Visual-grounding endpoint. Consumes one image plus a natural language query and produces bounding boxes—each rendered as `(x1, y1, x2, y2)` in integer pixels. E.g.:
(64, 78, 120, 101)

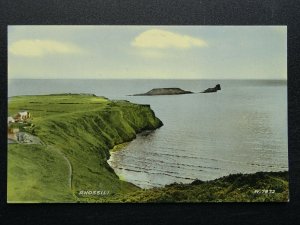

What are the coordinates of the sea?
(8, 79, 288, 188)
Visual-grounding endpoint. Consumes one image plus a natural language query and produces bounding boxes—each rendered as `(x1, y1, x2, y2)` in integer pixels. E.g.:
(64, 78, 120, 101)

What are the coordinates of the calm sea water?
(8, 79, 288, 188)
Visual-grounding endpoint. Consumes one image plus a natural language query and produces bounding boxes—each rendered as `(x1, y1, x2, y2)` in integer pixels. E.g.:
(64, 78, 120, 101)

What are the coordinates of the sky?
(8, 26, 287, 80)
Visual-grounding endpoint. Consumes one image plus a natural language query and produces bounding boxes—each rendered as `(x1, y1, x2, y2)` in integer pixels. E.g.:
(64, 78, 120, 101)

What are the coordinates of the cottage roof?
(18, 111, 28, 116)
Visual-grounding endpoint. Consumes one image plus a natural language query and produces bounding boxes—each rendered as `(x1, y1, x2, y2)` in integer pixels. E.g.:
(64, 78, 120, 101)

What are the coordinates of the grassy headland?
(7, 94, 288, 203)
(8, 94, 162, 202)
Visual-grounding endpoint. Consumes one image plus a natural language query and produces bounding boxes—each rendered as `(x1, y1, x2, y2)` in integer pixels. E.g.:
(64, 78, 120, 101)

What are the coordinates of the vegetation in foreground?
(103, 171, 288, 202)
(8, 94, 289, 203)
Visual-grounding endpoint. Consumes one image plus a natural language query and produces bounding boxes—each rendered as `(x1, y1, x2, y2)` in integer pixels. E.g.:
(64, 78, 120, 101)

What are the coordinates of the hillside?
(8, 94, 163, 202)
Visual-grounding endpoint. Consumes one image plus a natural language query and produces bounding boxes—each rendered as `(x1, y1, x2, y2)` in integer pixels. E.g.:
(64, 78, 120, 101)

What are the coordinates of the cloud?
(9, 39, 85, 57)
(132, 29, 208, 49)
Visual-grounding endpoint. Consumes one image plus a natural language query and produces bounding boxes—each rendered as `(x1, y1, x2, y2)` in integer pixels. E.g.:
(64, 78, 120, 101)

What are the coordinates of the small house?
(15, 111, 31, 121)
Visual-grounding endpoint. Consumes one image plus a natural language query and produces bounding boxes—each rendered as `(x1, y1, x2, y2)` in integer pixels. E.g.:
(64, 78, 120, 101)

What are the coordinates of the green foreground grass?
(8, 94, 289, 203)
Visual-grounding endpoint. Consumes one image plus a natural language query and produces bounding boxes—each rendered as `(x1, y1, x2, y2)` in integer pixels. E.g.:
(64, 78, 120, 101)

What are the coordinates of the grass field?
(7, 94, 288, 203)
(8, 144, 74, 203)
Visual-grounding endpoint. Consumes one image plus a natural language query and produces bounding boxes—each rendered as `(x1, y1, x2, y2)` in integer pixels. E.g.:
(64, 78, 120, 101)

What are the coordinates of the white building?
(16, 111, 30, 121)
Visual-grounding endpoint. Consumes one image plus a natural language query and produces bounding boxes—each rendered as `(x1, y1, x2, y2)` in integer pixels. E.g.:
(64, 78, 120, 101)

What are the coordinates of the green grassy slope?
(8, 94, 163, 203)
(105, 171, 289, 203)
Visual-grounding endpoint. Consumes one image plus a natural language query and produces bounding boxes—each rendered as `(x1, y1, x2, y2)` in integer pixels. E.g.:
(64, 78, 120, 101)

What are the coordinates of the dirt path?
(8, 132, 73, 190)
(47, 146, 73, 190)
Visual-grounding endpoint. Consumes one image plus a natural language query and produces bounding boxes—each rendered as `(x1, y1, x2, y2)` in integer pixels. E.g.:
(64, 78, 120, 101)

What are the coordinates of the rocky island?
(132, 85, 222, 96)
(131, 88, 193, 96)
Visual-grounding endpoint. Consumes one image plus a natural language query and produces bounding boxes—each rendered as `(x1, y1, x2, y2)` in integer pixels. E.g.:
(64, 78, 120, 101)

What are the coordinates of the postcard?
(7, 25, 288, 203)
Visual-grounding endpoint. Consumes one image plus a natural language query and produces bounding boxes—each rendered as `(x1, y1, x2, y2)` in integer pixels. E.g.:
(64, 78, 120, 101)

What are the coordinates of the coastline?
(7, 94, 288, 203)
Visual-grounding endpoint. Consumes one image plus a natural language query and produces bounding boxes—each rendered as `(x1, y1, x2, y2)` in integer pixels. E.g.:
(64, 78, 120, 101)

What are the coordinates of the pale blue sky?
(8, 26, 287, 79)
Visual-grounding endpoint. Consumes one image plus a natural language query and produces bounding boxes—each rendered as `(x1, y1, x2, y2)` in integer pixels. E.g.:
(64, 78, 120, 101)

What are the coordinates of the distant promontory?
(131, 88, 193, 96)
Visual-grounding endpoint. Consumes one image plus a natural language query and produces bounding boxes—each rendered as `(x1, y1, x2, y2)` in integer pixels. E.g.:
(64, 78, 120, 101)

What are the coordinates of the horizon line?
(8, 78, 288, 80)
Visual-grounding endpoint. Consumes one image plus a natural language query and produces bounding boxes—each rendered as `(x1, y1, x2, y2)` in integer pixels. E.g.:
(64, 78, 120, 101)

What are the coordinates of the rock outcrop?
(201, 84, 221, 93)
